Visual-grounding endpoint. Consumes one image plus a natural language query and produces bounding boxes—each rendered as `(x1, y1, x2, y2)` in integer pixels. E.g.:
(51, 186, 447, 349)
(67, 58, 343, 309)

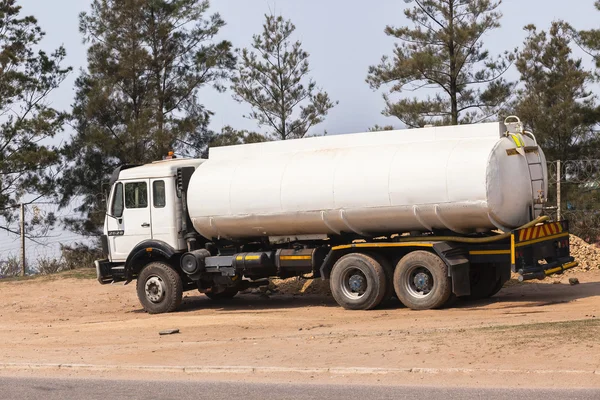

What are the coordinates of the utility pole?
(556, 160, 561, 222)
(20, 203, 25, 276)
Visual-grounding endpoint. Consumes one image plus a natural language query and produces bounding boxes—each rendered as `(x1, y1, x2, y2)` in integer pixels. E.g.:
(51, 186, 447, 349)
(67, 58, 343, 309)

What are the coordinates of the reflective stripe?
(280, 255, 312, 261)
(469, 250, 511, 255)
(331, 242, 434, 251)
(515, 232, 569, 248)
(510, 134, 525, 148)
(511, 234, 515, 266)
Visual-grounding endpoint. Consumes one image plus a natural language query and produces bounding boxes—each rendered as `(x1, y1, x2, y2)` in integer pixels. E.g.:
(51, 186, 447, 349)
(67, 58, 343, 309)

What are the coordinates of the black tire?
(464, 264, 503, 301)
(369, 253, 395, 305)
(330, 253, 387, 310)
(136, 261, 183, 314)
(393, 251, 452, 310)
(205, 287, 239, 300)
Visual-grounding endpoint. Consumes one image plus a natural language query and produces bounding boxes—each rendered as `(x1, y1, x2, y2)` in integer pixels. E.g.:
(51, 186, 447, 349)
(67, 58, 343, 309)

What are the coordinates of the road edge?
(1, 363, 599, 376)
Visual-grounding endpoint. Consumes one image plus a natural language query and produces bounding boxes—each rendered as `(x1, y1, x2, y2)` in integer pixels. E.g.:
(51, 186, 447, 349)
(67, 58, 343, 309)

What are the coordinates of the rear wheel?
(370, 253, 395, 305)
(393, 251, 452, 310)
(330, 253, 387, 310)
(465, 264, 503, 301)
(136, 261, 183, 314)
(205, 287, 239, 300)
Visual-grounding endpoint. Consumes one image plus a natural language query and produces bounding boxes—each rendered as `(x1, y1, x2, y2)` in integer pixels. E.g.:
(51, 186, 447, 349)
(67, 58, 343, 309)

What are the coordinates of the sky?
(20, 0, 600, 137)
(2, 0, 599, 262)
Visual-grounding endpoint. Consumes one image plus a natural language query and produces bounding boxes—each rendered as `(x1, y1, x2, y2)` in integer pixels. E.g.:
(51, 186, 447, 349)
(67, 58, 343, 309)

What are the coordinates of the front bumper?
(95, 259, 114, 284)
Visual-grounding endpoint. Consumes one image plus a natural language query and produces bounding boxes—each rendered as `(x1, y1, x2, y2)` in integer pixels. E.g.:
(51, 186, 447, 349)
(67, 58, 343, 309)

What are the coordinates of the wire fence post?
(556, 160, 561, 222)
(20, 203, 26, 276)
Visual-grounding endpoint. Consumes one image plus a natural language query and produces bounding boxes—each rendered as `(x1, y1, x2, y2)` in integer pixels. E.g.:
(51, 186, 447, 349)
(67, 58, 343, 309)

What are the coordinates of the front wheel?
(136, 261, 183, 314)
(393, 251, 452, 310)
(330, 253, 387, 310)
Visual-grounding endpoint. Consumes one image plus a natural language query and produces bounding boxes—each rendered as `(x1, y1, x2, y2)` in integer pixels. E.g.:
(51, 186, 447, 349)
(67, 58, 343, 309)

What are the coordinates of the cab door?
(106, 180, 152, 261)
(150, 178, 181, 250)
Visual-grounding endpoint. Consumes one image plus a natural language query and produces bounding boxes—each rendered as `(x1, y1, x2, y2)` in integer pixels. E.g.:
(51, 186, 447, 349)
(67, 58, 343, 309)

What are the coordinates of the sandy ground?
(1, 270, 600, 387)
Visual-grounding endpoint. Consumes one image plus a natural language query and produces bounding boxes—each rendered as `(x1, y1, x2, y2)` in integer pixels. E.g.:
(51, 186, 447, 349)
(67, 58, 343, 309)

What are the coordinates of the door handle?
(141, 223, 150, 228)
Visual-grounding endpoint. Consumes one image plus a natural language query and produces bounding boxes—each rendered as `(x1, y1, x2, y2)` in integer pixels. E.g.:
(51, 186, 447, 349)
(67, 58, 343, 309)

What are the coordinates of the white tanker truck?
(95, 117, 577, 313)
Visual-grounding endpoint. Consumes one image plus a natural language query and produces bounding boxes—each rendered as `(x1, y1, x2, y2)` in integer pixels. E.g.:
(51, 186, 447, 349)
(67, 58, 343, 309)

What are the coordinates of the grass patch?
(0, 268, 97, 284)
(480, 318, 600, 332)
(478, 319, 600, 343)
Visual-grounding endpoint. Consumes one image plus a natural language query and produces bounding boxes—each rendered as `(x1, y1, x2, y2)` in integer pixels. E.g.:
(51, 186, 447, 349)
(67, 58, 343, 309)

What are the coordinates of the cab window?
(125, 182, 148, 209)
(153, 180, 166, 208)
(111, 183, 124, 217)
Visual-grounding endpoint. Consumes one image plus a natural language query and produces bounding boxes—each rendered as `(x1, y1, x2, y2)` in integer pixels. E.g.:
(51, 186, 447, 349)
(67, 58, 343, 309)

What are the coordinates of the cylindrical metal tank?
(187, 122, 548, 239)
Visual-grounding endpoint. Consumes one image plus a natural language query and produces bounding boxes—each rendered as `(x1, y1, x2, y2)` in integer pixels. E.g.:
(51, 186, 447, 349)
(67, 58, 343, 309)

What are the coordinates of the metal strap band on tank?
(434, 205, 469, 234)
(413, 205, 433, 231)
(339, 209, 369, 237)
(321, 211, 341, 235)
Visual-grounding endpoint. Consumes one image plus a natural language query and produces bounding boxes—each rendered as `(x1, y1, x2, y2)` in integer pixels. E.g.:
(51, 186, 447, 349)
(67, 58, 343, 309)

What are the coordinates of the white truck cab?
(104, 158, 205, 261)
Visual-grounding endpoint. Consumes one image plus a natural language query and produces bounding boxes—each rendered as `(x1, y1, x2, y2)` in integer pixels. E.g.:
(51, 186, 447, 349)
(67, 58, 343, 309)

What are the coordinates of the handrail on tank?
(504, 116, 538, 145)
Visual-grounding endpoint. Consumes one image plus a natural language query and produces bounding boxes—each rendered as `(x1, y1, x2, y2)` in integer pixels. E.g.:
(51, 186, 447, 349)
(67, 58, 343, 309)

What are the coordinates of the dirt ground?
(1, 269, 600, 387)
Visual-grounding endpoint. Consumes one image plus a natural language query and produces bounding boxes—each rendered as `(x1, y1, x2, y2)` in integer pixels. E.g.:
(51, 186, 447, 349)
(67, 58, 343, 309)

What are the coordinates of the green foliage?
(510, 22, 600, 162)
(209, 125, 268, 148)
(231, 14, 336, 140)
(59, 0, 234, 235)
(368, 125, 395, 132)
(60, 243, 102, 271)
(367, 0, 513, 127)
(577, 1, 600, 69)
(0, 255, 20, 278)
(0, 0, 71, 237)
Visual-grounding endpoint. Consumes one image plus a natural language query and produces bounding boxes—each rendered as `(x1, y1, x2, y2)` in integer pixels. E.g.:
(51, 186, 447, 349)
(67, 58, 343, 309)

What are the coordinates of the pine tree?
(59, 0, 234, 235)
(512, 22, 600, 242)
(367, 0, 513, 127)
(231, 15, 336, 140)
(209, 126, 268, 148)
(0, 0, 71, 237)
(578, 1, 600, 69)
(511, 22, 599, 162)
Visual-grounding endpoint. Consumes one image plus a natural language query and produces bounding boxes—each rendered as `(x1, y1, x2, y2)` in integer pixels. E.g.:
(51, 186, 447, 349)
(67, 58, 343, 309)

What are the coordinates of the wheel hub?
(348, 274, 367, 293)
(413, 272, 430, 292)
(405, 266, 434, 298)
(145, 276, 165, 303)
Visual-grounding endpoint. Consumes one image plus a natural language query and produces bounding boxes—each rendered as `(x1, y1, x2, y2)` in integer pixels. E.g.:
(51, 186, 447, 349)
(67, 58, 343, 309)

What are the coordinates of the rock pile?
(569, 235, 600, 272)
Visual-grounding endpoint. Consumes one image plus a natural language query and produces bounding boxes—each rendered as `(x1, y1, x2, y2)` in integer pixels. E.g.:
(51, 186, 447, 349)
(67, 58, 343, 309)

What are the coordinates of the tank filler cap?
(504, 116, 524, 135)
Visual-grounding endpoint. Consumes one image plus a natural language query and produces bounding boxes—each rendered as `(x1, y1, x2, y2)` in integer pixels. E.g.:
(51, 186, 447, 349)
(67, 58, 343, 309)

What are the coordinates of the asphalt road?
(0, 377, 598, 400)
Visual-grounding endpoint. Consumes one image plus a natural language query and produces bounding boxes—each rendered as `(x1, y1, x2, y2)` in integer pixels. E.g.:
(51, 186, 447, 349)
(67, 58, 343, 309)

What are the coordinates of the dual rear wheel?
(330, 251, 452, 311)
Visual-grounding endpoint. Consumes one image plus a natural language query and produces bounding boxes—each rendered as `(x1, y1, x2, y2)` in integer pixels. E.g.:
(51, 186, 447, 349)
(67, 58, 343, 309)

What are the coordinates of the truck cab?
(99, 158, 204, 282)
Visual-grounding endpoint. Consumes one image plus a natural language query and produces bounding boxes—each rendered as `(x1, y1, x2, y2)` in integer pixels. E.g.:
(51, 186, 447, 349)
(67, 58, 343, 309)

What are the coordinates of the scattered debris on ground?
(569, 277, 580, 286)
(271, 276, 331, 296)
(159, 329, 180, 335)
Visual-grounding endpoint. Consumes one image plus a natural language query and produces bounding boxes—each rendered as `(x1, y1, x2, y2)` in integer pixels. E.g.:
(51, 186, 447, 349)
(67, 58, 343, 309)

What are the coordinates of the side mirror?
(106, 213, 123, 224)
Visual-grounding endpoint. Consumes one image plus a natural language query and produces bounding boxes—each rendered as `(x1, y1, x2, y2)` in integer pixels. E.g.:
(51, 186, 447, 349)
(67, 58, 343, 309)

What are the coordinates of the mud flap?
(433, 242, 471, 297)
